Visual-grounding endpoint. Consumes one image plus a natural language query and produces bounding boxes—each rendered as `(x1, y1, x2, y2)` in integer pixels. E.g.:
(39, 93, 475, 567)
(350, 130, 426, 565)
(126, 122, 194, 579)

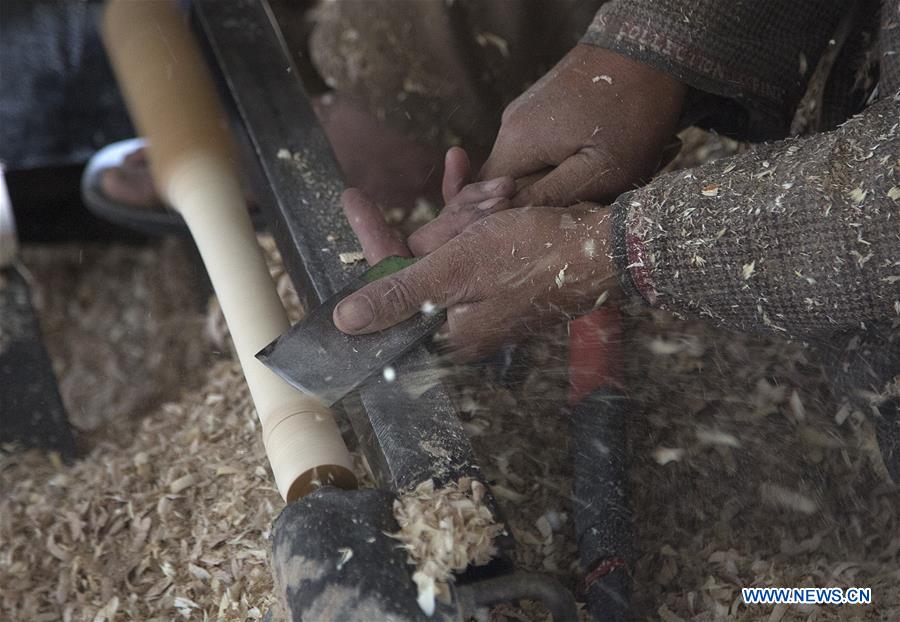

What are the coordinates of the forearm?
(611, 93, 900, 339)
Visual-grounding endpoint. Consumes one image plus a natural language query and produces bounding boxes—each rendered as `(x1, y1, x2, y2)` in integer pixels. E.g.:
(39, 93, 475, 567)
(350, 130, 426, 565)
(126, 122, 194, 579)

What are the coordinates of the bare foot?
(98, 147, 159, 207)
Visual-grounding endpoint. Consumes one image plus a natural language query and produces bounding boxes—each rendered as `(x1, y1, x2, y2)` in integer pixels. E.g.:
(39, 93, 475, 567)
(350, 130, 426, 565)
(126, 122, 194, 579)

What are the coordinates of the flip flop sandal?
(81, 138, 266, 236)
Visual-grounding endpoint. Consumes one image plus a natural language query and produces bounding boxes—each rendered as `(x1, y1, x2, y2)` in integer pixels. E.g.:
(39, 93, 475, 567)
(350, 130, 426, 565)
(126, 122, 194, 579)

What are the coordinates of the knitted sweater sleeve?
(611, 92, 900, 339)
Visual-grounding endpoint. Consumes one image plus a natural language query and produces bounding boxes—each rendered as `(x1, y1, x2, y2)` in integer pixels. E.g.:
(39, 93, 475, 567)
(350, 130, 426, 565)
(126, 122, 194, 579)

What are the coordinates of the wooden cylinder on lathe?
(102, 0, 356, 501)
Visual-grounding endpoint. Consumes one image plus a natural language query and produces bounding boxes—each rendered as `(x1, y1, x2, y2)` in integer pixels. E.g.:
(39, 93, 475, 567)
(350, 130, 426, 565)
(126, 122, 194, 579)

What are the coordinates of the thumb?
(333, 247, 468, 334)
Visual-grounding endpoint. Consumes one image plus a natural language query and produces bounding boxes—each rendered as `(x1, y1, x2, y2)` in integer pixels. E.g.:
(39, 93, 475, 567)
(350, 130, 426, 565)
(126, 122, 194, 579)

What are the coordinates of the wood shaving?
(701, 183, 719, 197)
(447, 267, 898, 622)
(652, 446, 685, 465)
(592, 290, 609, 309)
(475, 32, 509, 57)
(554, 264, 568, 288)
(338, 251, 365, 265)
(390, 478, 503, 615)
(742, 260, 756, 280)
(0, 236, 364, 621)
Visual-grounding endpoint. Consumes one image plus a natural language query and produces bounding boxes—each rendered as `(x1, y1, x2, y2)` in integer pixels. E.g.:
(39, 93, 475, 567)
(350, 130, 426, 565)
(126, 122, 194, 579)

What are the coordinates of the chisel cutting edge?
(257, 256, 446, 406)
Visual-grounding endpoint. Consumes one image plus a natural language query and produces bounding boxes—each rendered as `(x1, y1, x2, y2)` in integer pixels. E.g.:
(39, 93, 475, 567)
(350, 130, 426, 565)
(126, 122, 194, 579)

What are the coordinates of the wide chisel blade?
(256, 256, 445, 406)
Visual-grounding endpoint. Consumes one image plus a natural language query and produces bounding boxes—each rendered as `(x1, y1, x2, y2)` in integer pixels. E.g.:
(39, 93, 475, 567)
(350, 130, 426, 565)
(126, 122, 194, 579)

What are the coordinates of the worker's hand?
(343, 149, 516, 261)
(335, 192, 619, 362)
(406, 147, 515, 256)
(481, 44, 686, 207)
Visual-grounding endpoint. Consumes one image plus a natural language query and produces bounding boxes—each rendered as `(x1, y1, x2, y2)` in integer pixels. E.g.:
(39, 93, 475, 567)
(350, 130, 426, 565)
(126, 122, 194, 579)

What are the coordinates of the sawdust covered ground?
(20, 239, 210, 436)
(455, 310, 899, 621)
(1, 239, 292, 621)
(2, 136, 898, 620)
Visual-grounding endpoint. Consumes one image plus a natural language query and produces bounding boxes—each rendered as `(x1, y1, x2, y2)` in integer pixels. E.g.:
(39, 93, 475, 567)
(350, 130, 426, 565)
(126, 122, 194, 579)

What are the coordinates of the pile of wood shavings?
(0, 235, 371, 621)
(1, 361, 282, 621)
(391, 477, 504, 615)
(21, 239, 209, 435)
(623, 309, 899, 621)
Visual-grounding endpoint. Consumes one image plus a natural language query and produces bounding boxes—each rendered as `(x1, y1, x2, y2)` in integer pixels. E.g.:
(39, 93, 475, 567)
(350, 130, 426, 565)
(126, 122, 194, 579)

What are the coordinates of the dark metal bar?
(192, 0, 358, 303)
(571, 388, 633, 621)
(0, 265, 76, 459)
(191, 0, 489, 494)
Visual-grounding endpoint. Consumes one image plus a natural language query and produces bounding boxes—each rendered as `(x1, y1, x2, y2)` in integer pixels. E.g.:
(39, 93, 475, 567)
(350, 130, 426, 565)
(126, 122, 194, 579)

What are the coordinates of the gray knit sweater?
(581, 1, 899, 342)
(613, 94, 898, 341)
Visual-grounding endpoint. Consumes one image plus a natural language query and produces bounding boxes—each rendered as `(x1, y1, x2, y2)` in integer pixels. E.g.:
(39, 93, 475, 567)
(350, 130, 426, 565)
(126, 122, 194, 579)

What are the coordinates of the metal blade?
(257, 257, 445, 406)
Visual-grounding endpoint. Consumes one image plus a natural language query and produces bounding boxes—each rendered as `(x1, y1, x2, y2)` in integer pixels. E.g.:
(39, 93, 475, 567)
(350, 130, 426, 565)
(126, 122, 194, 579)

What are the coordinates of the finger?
(407, 176, 514, 256)
(442, 147, 470, 203)
(452, 176, 516, 205)
(333, 241, 472, 334)
(407, 196, 510, 256)
(341, 188, 411, 264)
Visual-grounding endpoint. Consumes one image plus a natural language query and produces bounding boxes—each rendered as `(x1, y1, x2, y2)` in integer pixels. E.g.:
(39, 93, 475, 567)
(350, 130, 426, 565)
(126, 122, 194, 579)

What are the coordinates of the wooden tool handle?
(102, 0, 356, 501)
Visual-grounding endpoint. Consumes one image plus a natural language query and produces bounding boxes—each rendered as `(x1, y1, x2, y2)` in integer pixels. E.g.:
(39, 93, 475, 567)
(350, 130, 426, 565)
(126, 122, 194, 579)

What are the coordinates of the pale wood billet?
(102, 0, 355, 501)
